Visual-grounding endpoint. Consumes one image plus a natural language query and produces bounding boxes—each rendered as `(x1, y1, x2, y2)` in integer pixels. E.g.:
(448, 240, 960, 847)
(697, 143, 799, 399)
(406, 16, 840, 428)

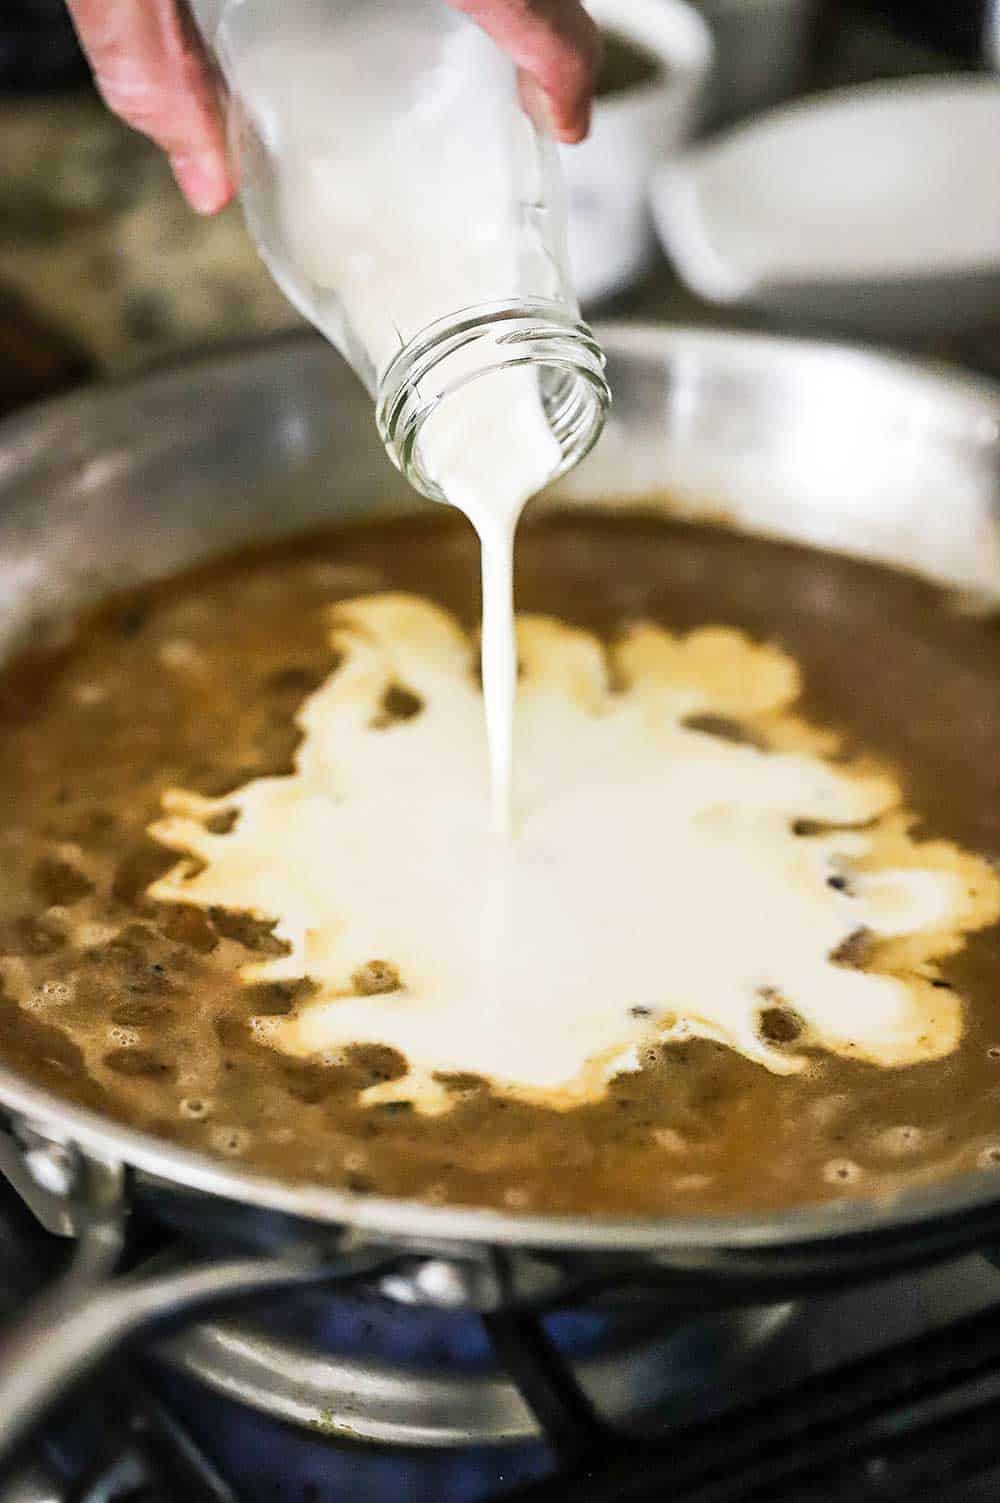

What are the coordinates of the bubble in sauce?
(179, 1096, 212, 1119)
(210, 1126, 250, 1156)
(874, 1125, 925, 1157)
(823, 1158, 863, 1185)
(25, 981, 74, 1012)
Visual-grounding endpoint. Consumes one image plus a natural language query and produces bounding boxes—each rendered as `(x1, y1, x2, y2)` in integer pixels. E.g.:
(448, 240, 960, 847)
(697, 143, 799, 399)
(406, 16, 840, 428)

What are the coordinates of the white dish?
(560, 0, 712, 305)
(651, 76, 1000, 335)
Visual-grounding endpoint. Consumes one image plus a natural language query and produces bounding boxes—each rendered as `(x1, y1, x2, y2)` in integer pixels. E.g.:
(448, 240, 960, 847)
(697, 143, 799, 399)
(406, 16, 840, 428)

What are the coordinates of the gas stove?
(3, 1171, 1000, 1503)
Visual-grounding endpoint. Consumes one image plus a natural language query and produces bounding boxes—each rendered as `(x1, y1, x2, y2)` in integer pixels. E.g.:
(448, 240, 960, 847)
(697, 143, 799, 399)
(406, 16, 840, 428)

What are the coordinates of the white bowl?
(650, 76, 1000, 336)
(560, 0, 712, 305)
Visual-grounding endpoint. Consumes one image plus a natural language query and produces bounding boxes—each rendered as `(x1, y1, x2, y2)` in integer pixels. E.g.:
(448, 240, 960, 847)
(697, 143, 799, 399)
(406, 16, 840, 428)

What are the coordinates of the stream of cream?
(418, 369, 562, 831)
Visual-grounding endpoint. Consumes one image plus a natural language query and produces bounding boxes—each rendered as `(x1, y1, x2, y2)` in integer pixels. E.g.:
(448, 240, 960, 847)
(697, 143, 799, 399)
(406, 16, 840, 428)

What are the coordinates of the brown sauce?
(1, 508, 999, 1216)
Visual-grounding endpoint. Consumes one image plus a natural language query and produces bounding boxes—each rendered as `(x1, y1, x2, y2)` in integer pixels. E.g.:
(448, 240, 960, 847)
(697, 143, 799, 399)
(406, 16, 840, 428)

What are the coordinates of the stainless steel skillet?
(0, 323, 997, 1464)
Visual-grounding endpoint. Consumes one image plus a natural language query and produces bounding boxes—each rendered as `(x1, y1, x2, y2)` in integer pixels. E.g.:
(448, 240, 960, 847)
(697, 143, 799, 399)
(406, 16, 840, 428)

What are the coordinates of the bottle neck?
(375, 300, 610, 503)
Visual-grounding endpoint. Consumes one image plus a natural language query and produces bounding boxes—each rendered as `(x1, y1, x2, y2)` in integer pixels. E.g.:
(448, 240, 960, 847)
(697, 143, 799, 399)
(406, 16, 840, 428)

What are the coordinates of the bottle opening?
(376, 301, 611, 503)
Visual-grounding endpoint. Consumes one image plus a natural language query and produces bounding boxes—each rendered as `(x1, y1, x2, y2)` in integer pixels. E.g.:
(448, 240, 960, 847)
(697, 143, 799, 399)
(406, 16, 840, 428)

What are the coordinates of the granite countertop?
(0, 92, 300, 377)
(0, 10, 994, 387)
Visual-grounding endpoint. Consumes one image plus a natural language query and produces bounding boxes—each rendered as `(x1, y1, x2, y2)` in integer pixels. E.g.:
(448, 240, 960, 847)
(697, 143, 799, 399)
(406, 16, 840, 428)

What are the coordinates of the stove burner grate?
(3, 1171, 1000, 1502)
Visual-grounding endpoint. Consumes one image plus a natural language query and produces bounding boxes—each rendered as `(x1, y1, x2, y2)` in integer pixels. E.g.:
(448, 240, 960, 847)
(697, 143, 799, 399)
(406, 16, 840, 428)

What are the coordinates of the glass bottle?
(187, 0, 610, 501)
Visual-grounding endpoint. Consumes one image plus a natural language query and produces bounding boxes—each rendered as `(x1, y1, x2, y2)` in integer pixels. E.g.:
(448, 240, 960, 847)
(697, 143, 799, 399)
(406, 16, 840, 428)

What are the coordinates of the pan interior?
(1, 505, 999, 1219)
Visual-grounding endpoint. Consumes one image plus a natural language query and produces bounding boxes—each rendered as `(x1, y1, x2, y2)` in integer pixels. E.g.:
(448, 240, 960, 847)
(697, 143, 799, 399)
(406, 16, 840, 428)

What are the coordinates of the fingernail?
(555, 113, 589, 146)
(171, 150, 232, 215)
(554, 95, 592, 146)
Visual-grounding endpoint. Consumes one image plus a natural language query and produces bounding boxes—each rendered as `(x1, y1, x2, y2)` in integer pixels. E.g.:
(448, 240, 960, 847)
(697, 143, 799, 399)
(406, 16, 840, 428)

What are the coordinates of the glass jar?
(188, 0, 610, 500)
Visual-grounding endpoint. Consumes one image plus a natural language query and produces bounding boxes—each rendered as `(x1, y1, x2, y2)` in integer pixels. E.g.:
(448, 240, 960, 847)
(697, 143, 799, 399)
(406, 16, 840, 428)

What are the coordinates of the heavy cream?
(418, 372, 561, 831)
(149, 596, 1000, 1114)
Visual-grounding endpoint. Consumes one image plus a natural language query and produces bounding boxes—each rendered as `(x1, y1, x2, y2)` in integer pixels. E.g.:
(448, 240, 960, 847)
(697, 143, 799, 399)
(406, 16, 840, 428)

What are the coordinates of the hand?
(66, 0, 233, 214)
(450, 1, 601, 144)
(66, 0, 602, 217)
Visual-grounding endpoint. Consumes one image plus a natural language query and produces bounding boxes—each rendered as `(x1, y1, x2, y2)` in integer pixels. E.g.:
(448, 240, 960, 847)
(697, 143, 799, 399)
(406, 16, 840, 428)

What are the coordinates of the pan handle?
(0, 1142, 393, 1484)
